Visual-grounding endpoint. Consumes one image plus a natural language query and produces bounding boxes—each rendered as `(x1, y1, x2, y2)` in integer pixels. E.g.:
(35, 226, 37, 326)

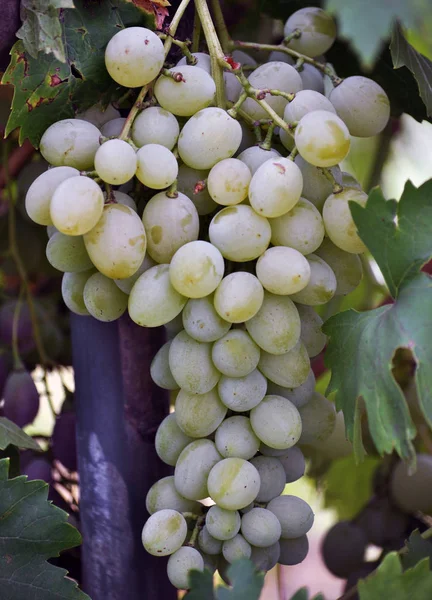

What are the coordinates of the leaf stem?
(319, 167, 343, 194)
(192, 5, 201, 52)
(259, 122, 276, 151)
(187, 515, 205, 548)
(118, 85, 150, 141)
(210, 0, 231, 53)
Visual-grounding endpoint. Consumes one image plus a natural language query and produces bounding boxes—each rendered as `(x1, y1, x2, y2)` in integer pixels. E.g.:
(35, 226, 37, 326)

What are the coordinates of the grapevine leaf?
(186, 569, 216, 600)
(16, 0, 75, 63)
(216, 559, 264, 600)
(123, 0, 170, 29)
(358, 553, 432, 600)
(401, 530, 432, 570)
(0, 417, 41, 451)
(0, 458, 89, 599)
(390, 25, 432, 117)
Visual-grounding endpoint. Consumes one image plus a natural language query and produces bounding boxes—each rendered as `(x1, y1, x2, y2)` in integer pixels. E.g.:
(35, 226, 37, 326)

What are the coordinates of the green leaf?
(17, 0, 75, 63)
(186, 569, 216, 600)
(0, 417, 41, 451)
(358, 553, 432, 600)
(401, 530, 432, 570)
(2, 0, 155, 146)
(216, 559, 264, 600)
(0, 458, 88, 599)
(390, 25, 432, 117)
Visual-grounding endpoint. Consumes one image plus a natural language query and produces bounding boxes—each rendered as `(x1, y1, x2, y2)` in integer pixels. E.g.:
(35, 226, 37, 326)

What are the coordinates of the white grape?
(298, 391, 336, 445)
(295, 110, 350, 167)
(322, 189, 368, 254)
(258, 444, 290, 458)
(391, 454, 432, 514)
(224, 71, 243, 103)
(299, 64, 324, 93)
(268, 51, 295, 65)
(297, 304, 327, 358)
(206, 506, 241, 541)
(250, 542, 281, 571)
(222, 534, 252, 563)
(237, 120, 258, 153)
(266, 368, 315, 409)
(136, 144, 178, 189)
(212, 330, 260, 377)
(150, 341, 179, 391)
(146, 476, 202, 515)
(237, 146, 281, 176)
(278, 446, 306, 483)
(61, 270, 94, 316)
(50, 176, 104, 236)
(241, 507, 282, 547)
(94, 139, 137, 185)
(278, 536, 309, 565)
(114, 254, 156, 294)
(167, 546, 204, 590)
(249, 157, 303, 218)
(141, 509, 187, 556)
(250, 395, 302, 450)
(256, 247, 311, 295)
(284, 7, 336, 57)
(312, 411, 353, 460)
(169, 330, 221, 394)
(279, 125, 295, 151)
(105, 27, 164, 88)
(258, 341, 310, 388)
(182, 296, 231, 343)
(176, 52, 211, 72)
(131, 106, 179, 150)
(232, 50, 257, 67)
(341, 171, 362, 190)
(209, 205, 271, 262)
(207, 458, 261, 510)
(77, 103, 120, 128)
(249, 456, 286, 502)
(215, 416, 260, 460)
(39, 119, 100, 170)
(270, 197, 325, 255)
(289, 254, 336, 305)
(128, 264, 187, 327)
(267, 495, 314, 538)
(295, 155, 341, 211)
(174, 388, 227, 438)
(154, 66, 216, 117)
(83, 272, 128, 322)
(46, 232, 93, 273)
(169, 241, 224, 298)
(177, 165, 218, 216)
(284, 89, 336, 122)
(47, 225, 58, 238)
(198, 527, 222, 555)
(178, 107, 242, 170)
(174, 439, 221, 500)
(217, 369, 267, 412)
(164, 313, 185, 340)
(155, 413, 194, 466)
(214, 272, 264, 323)
(100, 117, 126, 138)
(207, 159, 251, 206)
(107, 190, 137, 213)
(25, 166, 79, 225)
(330, 76, 390, 137)
(142, 191, 199, 263)
(84, 204, 146, 279)
(245, 292, 301, 355)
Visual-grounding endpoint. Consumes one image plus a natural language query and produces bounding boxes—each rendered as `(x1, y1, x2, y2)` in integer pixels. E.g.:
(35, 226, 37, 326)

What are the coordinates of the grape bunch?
(22, 5, 391, 590)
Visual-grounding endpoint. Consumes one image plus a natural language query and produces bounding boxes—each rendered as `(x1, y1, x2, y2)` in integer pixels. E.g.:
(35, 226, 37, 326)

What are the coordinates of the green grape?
(150, 340, 179, 391)
(198, 527, 223, 555)
(256, 247, 311, 296)
(114, 254, 156, 294)
(107, 191, 137, 213)
(128, 264, 187, 327)
(298, 391, 336, 445)
(154, 65, 216, 117)
(142, 191, 199, 264)
(249, 456, 286, 502)
(46, 232, 93, 273)
(330, 76, 390, 137)
(237, 146, 281, 176)
(215, 416, 260, 460)
(289, 254, 337, 305)
(284, 7, 336, 57)
(299, 64, 324, 93)
(267, 495, 314, 538)
(100, 117, 126, 138)
(207, 158, 251, 206)
(278, 535, 309, 565)
(312, 411, 353, 460)
(169, 330, 221, 394)
(295, 155, 341, 211)
(206, 506, 241, 541)
(217, 369, 267, 412)
(241, 507, 282, 547)
(177, 107, 242, 170)
(169, 241, 225, 298)
(83, 272, 128, 322)
(295, 110, 350, 167)
(284, 89, 335, 123)
(258, 341, 310, 388)
(207, 458, 261, 510)
(341, 171, 362, 190)
(182, 296, 231, 343)
(105, 27, 164, 88)
(212, 330, 260, 377)
(200, 551, 218, 574)
(25, 166, 79, 226)
(77, 103, 120, 127)
(164, 313, 185, 340)
(61, 270, 94, 316)
(322, 189, 368, 254)
(242, 62, 302, 120)
(214, 272, 264, 323)
(222, 534, 252, 563)
(50, 176, 104, 236)
(174, 439, 221, 500)
(94, 139, 137, 185)
(47, 225, 58, 238)
(259, 444, 290, 458)
(177, 165, 218, 216)
(131, 106, 179, 150)
(155, 413, 194, 466)
(249, 157, 303, 218)
(245, 292, 301, 355)
(250, 542, 280, 571)
(176, 52, 211, 72)
(209, 205, 271, 262)
(141, 509, 187, 556)
(145, 476, 202, 515)
(84, 204, 146, 279)
(270, 197, 324, 255)
(296, 304, 327, 358)
(136, 144, 178, 190)
(266, 368, 315, 408)
(278, 446, 306, 483)
(315, 237, 363, 295)
(174, 388, 227, 438)
(167, 546, 204, 590)
(250, 396, 302, 450)
(391, 454, 432, 514)
(39, 119, 100, 170)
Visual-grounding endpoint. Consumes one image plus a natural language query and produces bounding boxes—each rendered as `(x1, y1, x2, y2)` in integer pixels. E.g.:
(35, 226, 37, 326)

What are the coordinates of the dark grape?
(0, 350, 11, 397)
(278, 535, 309, 566)
(3, 369, 40, 427)
(0, 300, 35, 354)
(321, 521, 367, 578)
(22, 457, 52, 483)
(356, 498, 410, 547)
(52, 411, 77, 471)
(344, 561, 379, 597)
